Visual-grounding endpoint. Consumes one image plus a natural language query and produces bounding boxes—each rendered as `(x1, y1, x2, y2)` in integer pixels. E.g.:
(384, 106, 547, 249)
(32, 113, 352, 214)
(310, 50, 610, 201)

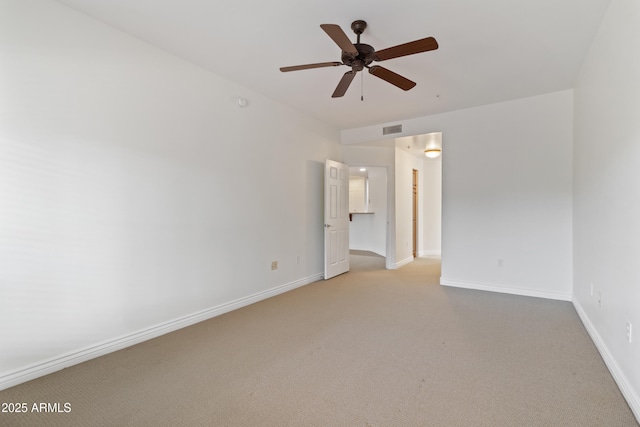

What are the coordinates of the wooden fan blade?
(332, 71, 357, 98)
(320, 24, 358, 55)
(374, 37, 438, 61)
(280, 62, 342, 72)
(368, 66, 416, 91)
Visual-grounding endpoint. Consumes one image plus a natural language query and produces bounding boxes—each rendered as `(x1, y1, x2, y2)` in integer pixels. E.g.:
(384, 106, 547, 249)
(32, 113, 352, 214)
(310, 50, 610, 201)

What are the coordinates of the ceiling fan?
(279, 20, 438, 98)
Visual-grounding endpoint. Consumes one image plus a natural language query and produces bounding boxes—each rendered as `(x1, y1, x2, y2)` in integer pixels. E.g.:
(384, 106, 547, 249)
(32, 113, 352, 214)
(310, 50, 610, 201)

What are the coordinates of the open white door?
(324, 159, 350, 279)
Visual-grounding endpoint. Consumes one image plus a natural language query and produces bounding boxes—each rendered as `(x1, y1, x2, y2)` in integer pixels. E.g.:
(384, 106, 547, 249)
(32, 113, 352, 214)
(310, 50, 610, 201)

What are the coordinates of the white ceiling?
(55, 0, 611, 130)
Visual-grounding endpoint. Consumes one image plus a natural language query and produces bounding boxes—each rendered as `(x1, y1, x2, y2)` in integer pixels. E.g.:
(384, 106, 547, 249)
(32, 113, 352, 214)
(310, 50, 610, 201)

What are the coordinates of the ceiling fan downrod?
(351, 20, 367, 44)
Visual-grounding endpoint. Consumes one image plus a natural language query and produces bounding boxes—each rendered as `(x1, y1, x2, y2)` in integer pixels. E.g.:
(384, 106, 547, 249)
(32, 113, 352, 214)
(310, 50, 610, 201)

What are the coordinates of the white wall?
(573, 0, 640, 418)
(422, 155, 442, 256)
(348, 167, 387, 257)
(0, 0, 340, 388)
(342, 90, 574, 300)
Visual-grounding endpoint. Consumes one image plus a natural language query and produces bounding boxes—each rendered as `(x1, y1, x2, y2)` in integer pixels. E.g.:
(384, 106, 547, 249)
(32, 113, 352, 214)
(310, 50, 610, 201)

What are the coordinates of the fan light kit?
(280, 20, 438, 98)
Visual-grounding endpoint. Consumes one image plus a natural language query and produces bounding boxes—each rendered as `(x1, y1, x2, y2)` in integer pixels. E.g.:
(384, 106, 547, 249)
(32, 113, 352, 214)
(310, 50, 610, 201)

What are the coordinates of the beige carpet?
(349, 249, 387, 271)
(1, 255, 637, 426)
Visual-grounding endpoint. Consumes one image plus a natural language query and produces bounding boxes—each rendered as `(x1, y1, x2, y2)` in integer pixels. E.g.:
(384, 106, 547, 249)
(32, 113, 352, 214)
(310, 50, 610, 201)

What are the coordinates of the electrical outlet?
(627, 322, 633, 343)
(271, 261, 278, 270)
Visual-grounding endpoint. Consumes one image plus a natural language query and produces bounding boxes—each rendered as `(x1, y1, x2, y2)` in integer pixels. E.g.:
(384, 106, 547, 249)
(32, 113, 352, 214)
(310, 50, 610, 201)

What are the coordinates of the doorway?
(342, 131, 442, 269)
(348, 166, 388, 266)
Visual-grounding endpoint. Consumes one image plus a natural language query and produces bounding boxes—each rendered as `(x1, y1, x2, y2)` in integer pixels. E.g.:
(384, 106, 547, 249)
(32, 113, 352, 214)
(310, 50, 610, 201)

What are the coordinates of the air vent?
(382, 124, 402, 135)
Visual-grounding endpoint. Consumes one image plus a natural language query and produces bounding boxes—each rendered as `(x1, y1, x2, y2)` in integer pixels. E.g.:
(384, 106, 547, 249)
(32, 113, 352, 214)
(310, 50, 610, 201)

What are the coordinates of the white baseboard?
(0, 273, 323, 391)
(439, 278, 572, 301)
(391, 255, 414, 269)
(573, 300, 640, 422)
(420, 250, 441, 257)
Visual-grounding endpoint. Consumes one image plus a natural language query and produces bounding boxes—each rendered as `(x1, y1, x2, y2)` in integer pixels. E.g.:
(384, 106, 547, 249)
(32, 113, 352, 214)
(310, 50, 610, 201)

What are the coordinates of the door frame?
(412, 169, 418, 258)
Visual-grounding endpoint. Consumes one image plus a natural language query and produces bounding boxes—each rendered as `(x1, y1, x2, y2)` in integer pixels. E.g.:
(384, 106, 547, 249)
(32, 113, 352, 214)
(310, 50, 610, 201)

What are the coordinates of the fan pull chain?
(361, 71, 364, 101)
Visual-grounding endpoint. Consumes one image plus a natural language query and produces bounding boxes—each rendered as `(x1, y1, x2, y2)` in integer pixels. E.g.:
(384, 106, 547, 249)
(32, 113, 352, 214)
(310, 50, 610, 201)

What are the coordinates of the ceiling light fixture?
(424, 148, 441, 158)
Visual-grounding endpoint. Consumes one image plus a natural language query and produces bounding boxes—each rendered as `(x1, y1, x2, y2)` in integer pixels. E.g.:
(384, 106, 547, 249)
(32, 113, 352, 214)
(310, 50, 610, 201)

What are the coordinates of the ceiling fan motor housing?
(342, 43, 375, 71)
